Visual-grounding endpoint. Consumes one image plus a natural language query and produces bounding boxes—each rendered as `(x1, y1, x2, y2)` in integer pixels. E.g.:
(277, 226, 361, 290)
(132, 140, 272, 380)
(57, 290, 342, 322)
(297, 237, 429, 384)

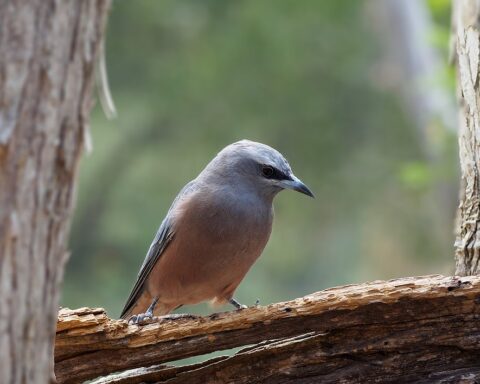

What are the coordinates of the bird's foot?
(229, 298, 247, 310)
(128, 312, 157, 325)
(128, 297, 160, 325)
(158, 313, 199, 322)
(128, 312, 199, 325)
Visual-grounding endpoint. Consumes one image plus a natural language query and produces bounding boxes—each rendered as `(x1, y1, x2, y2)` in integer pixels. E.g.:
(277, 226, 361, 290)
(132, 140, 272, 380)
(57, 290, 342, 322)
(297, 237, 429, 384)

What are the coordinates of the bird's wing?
(120, 181, 198, 319)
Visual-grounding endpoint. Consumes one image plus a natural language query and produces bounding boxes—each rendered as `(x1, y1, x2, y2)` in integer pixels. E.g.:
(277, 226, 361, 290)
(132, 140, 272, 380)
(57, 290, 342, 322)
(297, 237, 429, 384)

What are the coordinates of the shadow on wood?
(55, 275, 480, 383)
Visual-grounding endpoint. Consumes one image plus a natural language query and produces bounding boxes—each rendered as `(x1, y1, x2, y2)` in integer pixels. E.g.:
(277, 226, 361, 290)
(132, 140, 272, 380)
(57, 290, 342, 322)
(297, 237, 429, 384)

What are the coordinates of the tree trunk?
(0, 1, 110, 383)
(454, 0, 480, 275)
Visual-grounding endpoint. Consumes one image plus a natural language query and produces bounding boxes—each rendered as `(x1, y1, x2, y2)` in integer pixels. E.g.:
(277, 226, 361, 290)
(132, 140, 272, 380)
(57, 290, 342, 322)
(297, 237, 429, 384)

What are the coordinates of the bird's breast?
(148, 189, 273, 305)
(175, 189, 273, 253)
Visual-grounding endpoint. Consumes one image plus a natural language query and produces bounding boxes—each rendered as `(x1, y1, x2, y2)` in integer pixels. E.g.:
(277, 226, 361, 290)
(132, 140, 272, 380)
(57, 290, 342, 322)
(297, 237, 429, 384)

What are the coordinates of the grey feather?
(120, 181, 198, 318)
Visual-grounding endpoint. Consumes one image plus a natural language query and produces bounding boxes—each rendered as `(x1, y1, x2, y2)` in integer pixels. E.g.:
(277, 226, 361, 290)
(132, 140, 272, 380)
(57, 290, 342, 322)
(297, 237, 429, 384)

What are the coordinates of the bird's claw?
(158, 313, 199, 321)
(229, 298, 247, 310)
(128, 312, 198, 325)
(128, 312, 156, 325)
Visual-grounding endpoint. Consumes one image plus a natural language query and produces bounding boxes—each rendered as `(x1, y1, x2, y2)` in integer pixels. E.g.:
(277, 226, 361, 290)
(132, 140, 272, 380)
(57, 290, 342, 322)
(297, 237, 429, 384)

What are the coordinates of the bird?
(121, 139, 314, 324)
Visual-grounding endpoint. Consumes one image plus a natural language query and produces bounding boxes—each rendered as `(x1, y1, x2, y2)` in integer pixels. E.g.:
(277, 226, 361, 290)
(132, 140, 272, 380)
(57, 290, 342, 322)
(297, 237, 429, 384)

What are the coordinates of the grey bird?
(121, 140, 314, 323)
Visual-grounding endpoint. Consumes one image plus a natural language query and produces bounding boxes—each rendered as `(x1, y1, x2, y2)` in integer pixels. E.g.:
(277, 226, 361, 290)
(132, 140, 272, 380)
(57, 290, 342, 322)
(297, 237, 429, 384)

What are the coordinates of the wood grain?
(55, 275, 480, 383)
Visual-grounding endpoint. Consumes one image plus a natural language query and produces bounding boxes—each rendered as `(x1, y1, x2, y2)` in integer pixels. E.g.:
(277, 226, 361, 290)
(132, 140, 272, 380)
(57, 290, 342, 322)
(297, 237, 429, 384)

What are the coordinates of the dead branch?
(55, 275, 480, 383)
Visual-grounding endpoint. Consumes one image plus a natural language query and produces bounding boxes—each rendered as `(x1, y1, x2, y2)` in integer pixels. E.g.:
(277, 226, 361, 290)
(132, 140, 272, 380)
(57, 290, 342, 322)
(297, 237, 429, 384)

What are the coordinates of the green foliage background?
(63, 0, 456, 318)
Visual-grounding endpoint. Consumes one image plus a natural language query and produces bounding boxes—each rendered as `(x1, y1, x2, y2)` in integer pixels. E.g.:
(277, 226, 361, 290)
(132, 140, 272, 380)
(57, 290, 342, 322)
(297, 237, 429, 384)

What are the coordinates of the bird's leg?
(229, 298, 247, 310)
(128, 297, 159, 325)
(145, 297, 159, 317)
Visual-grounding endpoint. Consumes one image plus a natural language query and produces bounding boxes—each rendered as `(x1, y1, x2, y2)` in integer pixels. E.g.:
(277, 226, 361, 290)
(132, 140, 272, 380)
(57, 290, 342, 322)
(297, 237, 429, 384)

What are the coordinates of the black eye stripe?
(261, 165, 290, 180)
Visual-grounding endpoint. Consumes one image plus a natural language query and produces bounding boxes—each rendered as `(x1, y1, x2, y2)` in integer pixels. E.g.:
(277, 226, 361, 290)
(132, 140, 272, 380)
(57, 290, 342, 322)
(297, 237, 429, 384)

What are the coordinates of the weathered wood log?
(55, 275, 480, 383)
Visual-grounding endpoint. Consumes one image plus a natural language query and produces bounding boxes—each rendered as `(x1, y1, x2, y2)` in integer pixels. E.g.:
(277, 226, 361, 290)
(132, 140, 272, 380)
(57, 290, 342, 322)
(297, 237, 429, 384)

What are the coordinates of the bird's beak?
(279, 175, 315, 198)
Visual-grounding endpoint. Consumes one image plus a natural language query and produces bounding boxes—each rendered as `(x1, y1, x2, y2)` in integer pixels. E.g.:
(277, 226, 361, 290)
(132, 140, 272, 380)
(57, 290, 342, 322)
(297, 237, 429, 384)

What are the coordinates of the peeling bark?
(55, 275, 480, 384)
(0, 1, 110, 383)
(454, 0, 480, 275)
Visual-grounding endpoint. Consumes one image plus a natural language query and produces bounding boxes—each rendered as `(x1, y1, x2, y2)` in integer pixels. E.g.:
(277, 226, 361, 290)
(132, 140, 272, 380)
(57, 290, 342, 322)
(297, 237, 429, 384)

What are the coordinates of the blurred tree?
(0, 1, 110, 382)
(366, 0, 457, 276)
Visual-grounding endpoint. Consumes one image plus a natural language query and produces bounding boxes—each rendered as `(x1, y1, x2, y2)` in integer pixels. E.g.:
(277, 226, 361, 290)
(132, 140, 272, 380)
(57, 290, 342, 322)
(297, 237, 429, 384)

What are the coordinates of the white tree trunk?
(453, 0, 480, 276)
(0, 1, 110, 382)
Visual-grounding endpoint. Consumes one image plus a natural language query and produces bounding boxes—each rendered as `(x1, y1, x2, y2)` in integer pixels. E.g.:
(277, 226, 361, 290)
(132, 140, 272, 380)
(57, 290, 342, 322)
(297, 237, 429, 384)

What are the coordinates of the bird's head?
(205, 140, 314, 200)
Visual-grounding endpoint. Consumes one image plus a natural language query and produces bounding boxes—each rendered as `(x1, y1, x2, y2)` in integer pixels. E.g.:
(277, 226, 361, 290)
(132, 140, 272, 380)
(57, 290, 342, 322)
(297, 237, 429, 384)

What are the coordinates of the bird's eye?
(262, 166, 274, 178)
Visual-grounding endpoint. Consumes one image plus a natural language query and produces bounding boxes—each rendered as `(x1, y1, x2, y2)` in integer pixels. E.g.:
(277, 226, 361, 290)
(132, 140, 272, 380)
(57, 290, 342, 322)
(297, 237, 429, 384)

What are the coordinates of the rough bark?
(454, 0, 480, 275)
(0, 1, 110, 383)
(55, 275, 480, 384)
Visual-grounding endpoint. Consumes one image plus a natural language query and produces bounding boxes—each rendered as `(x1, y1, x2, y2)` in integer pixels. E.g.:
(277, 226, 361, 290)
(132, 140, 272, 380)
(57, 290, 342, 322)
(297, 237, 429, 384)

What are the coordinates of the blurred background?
(62, 0, 458, 318)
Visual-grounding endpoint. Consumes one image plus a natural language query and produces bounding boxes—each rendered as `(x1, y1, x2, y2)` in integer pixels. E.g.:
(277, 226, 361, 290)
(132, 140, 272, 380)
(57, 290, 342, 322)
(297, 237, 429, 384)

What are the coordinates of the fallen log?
(55, 275, 480, 383)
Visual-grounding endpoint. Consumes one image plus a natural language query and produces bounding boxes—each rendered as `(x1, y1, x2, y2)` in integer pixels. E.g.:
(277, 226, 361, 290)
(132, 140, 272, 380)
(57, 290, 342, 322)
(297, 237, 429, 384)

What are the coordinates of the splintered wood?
(55, 275, 480, 383)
